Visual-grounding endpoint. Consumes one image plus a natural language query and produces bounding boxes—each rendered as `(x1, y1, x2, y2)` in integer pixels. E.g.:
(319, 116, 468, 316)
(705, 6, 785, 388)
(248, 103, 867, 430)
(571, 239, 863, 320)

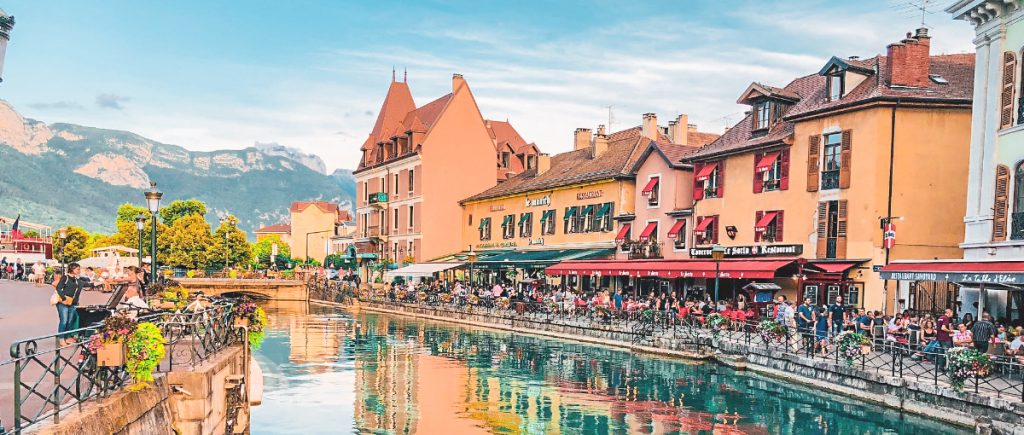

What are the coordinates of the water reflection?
(250, 304, 968, 434)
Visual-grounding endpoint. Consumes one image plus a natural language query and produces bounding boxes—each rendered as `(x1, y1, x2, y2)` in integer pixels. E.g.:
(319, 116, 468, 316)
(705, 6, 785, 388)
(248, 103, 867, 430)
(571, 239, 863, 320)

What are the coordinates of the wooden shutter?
(779, 149, 790, 190)
(836, 200, 848, 259)
(816, 202, 828, 258)
(839, 130, 853, 189)
(753, 152, 764, 194)
(711, 215, 719, 244)
(994, 164, 1011, 241)
(775, 210, 784, 242)
(807, 135, 820, 192)
(693, 162, 704, 201)
(716, 160, 725, 198)
(754, 210, 763, 243)
(1001, 52, 1017, 129)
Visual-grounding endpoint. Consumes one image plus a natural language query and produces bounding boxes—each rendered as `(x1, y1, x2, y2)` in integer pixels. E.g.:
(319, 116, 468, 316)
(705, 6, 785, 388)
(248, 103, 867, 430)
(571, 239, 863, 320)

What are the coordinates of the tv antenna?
(890, 0, 937, 27)
(604, 105, 614, 133)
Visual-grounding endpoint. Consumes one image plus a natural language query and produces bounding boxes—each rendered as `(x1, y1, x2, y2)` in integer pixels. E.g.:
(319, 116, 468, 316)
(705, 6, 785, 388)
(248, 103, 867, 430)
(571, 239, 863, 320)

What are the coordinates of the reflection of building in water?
(353, 317, 419, 433)
(287, 317, 348, 369)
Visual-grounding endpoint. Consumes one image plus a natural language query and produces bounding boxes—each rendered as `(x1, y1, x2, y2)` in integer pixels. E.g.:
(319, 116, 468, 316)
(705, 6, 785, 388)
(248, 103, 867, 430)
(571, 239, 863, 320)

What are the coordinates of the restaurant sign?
(690, 244, 802, 258)
(576, 190, 603, 200)
(489, 204, 506, 212)
(476, 241, 517, 249)
(879, 271, 1024, 285)
(525, 195, 551, 207)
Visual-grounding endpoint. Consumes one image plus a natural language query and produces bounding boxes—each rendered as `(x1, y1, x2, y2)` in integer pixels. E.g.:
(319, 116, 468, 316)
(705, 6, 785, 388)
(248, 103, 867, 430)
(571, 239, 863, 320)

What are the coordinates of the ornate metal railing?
(1, 302, 241, 434)
(345, 293, 1024, 403)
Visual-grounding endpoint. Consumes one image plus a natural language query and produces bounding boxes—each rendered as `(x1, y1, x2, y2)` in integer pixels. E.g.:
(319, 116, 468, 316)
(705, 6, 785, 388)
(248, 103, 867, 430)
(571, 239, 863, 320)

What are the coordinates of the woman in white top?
(31, 261, 45, 287)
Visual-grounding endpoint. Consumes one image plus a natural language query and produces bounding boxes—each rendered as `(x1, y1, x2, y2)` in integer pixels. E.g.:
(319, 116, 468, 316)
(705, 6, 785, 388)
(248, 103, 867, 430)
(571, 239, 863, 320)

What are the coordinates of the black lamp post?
(135, 214, 146, 268)
(144, 182, 162, 285)
(220, 216, 230, 271)
(711, 244, 726, 303)
(58, 227, 67, 273)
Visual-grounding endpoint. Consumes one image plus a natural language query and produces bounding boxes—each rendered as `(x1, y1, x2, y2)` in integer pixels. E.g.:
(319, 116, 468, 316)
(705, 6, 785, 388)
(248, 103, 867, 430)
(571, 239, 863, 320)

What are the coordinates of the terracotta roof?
(360, 81, 415, 152)
(463, 127, 648, 202)
(337, 210, 354, 223)
(487, 120, 529, 152)
(686, 130, 721, 148)
(687, 53, 974, 161)
(411, 93, 453, 131)
(255, 223, 290, 233)
(658, 142, 703, 163)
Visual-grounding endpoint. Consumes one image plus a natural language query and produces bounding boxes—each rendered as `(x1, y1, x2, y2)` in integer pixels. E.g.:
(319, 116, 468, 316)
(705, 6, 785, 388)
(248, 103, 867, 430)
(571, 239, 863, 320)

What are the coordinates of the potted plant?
(233, 300, 268, 349)
(946, 347, 992, 392)
(125, 322, 166, 387)
(706, 313, 730, 331)
(87, 315, 138, 367)
(757, 319, 787, 343)
(835, 331, 871, 366)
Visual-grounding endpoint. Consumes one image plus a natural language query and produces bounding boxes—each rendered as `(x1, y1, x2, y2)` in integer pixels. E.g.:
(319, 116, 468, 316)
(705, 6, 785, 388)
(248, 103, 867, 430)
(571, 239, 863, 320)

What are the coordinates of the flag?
(10, 214, 21, 239)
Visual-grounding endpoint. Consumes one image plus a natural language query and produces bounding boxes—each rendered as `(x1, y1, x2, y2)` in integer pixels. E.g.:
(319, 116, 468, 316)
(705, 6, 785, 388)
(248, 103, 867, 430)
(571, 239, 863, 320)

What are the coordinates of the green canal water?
(250, 303, 968, 434)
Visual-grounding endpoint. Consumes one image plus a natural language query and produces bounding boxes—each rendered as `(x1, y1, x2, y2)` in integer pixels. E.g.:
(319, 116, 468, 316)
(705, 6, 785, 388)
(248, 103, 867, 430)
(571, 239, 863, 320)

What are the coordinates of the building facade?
(684, 28, 974, 311)
(353, 74, 534, 273)
(254, 201, 351, 264)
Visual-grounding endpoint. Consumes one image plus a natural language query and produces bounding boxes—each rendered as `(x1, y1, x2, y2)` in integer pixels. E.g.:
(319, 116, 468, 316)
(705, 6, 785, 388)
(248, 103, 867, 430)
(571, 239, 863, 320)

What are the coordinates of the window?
(670, 220, 686, 250)
(363, 181, 369, 202)
(803, 284, 819, 306)
(468, 214, 473, 226)
(408, 205, 414, 228)
(827, 73, 844, 101)
(598, 202, 614, 232)
(826, 285, 841, 305)
(541, 209, 556, 235)
(758, 153, 783, 192)
(1014, 163, 1024, 240)
(526, 155, 535, 170)
(564, 206, 579, 234)
(695, 216, 718, 245)
(754, 100, 771, 130)
(502, 214, 515, 239)
(479, 218, 492, 241)
(393, 208, 399, 230)
(409, 169, 415, 192)
(407, 241, 414, 257)
(580, 205, 596, 232)
(501, 152, 511, 168)
(704, 166, 720, 198)
(643, 176, 660, 206)
(394, 173, 399, 194)
(755, 210, 784, 243)
(822, 133, 841, 190)
(519, 212, 533, 238)
(846, 283, 862, 307)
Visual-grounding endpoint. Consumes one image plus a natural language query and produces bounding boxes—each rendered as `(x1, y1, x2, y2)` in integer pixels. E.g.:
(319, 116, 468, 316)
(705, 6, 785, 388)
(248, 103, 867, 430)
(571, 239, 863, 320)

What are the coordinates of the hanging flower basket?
(96, 342, 125, 367)
(758, 320, 787, 343)
(860, 344, 872, 355)
(706, 313, 730, 331)
(835, 331, 871, 366)
(87, 314, 138, 367)
(232, 300, 268, 350)
(946, 347, 992, 392)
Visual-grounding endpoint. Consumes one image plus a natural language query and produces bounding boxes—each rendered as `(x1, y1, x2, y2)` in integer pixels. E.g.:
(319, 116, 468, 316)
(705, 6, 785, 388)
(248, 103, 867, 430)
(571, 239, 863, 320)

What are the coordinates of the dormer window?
(754, 100, 770, 130)
(501, 152, 511, 168)
(526, 155, 535, 170)
(827, 73, 844, 101)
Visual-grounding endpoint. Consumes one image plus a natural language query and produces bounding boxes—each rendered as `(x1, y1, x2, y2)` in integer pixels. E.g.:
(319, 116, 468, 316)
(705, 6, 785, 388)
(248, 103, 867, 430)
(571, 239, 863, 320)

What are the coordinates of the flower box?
(96, 342, 125, 367)
(860, 344, 872, 355)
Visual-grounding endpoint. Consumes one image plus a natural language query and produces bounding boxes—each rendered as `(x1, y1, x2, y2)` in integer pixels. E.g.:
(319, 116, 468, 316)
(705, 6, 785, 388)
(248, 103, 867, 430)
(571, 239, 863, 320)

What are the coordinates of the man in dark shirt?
(855, 309, 872, 333)
(936, 308, 954, 349)
(827, 296, 846, 335)
(797, 297, 815, 352)
(56, 263, 85, 345)
(971, 313, 997, 352)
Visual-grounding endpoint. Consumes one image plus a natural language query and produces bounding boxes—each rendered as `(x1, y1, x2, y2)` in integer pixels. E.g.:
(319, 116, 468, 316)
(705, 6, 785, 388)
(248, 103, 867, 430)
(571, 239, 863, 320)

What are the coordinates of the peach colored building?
(254, 201, 352, 263)
(353, 73, 535, 274)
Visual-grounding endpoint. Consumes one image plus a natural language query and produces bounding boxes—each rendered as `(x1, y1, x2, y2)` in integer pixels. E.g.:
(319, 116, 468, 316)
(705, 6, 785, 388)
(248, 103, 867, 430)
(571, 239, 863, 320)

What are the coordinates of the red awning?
(614, 224, 631, 242)
(640, 177, 659, 196)
(754, 212, 777, 232)
(695, 163, 717, 182)
(667, 220, 686, 238)
(694, 216, 713, 232)
(810, 261, 860, 274)
(755, 152, 780, 173)
(637, 222, 658, 242)
(545, 259, 795, 279)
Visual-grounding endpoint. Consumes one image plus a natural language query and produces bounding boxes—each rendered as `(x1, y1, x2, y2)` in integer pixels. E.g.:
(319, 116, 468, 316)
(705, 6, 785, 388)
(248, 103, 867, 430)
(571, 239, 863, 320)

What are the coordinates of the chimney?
(592, 125, 608, 159)
(886, 28, 931, 88)
(536, 153, 551, 175)
(642, 113, 658, 139)
(573, 127, 592, 151)
(452, 73, 466, 92)
(669, 114, 689, 145)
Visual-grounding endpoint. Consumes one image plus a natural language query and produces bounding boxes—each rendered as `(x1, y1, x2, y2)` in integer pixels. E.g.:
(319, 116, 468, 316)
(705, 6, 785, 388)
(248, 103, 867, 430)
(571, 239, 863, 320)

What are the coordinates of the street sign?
(883, 223, 896, 249)
(872, 265, 883, 273)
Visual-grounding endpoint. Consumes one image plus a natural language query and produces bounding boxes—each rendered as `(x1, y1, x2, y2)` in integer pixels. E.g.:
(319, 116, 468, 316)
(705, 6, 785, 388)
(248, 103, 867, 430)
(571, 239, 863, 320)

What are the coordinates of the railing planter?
(96, 342, 125, 367)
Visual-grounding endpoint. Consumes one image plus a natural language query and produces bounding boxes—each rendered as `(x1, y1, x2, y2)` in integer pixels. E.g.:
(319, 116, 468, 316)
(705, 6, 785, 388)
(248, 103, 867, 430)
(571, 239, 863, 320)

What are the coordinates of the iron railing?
(1, 302, 241, 434)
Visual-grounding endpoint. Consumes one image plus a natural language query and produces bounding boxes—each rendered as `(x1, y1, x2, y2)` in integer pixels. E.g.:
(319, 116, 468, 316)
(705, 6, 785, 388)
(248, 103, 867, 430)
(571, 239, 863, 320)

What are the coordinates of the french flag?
(10, 214, 21, 239)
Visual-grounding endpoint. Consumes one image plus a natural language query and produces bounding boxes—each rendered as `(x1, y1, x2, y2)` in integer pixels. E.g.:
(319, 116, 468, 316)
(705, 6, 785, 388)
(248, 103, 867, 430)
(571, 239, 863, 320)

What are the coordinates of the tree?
(163, 214, 213, 269)
(207, 215, 252, 269)
(116, 203, 150, 224)
(159, 199, 207, 227)
(52, 226, 91, 262)
(252, 235, 290, 269)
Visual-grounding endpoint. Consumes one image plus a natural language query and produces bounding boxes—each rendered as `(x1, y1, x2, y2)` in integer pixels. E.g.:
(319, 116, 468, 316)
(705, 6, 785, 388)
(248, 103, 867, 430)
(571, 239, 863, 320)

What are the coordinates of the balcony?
(623, 240, 663, 260)
(365, 225, 387, 241)
(368, 192, 389, 207)
(1012, 212, 1024, 241)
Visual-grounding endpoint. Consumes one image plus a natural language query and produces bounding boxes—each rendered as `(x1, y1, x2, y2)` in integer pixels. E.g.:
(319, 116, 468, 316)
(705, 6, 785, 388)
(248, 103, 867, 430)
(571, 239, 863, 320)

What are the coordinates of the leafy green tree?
(207, 215, 252, 269)
(52, 226, 91, 262)
(159, 199, 207, 227)
(116, 203, 150, 224)
(163, 214, 213, 269)
(252, 235, 290, 269)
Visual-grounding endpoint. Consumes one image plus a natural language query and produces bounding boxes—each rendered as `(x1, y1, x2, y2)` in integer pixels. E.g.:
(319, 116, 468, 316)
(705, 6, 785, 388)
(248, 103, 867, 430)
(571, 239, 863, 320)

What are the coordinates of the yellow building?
(255, 201, 353, 264)
(680, 28, 973, 312)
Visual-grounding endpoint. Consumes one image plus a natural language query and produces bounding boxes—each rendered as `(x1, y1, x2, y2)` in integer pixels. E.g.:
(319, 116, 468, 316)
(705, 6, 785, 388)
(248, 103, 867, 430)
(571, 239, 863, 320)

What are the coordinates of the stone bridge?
(176, 278, 307, 301)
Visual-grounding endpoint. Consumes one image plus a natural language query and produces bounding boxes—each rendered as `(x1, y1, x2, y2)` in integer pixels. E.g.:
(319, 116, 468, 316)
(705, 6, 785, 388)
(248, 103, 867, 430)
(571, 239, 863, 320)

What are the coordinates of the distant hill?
(0, 100, 355, 235)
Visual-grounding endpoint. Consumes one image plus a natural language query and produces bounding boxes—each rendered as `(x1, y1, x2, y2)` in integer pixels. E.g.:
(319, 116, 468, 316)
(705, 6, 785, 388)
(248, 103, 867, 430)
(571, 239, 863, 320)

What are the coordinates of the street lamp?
(58, 227, 67, 273)
(711, 244, 726, 303)
(135, 214, 146, 267)
(220, 216, 231, 271)
(467, 244, 477, 286)
(144, 182, 162, 285)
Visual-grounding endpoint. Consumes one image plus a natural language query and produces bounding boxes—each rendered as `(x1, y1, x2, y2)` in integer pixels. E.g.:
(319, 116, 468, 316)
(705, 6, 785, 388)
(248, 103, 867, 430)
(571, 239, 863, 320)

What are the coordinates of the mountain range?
(0, 100, 355, 235)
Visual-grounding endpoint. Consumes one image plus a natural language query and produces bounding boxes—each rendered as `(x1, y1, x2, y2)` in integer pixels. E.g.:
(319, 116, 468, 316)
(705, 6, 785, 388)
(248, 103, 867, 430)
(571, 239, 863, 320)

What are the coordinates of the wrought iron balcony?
(623, 240, 663, 260)
(1011, 211, 1024, 241)
(368, 192, 389, 206)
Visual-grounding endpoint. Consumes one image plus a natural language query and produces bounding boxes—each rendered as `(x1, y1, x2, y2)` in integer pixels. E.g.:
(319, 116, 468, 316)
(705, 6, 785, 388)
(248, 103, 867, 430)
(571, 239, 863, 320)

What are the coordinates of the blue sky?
(2, 1, 975, 172)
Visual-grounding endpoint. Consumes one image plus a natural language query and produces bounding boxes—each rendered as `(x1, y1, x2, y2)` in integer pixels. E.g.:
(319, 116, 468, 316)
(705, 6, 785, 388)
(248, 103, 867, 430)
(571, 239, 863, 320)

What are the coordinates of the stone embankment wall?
(353, 301, 1024, 434)
(26, 346, 247, 435)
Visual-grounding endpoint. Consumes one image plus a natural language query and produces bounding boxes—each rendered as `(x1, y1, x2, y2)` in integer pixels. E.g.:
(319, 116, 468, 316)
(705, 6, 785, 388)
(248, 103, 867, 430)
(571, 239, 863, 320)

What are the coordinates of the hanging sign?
(883, 223, 896, 249)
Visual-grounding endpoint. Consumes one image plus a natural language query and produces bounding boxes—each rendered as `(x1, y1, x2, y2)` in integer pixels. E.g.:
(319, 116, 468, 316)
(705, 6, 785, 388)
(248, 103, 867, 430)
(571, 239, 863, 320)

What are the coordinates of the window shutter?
(693, 162, 704, 201)
(994, 164, 1011, 241)
(753, 152, 764, 194)
(807, 135, 820, 192)
(754, 210, 763, 243)
(779, 149, 790, 190)
(1001, 52, 1017, 129)
(839, 130, 853, 189)
(775, 210, 784, 242)
(712, 215, 719, 244)
(716, 161, 725, 198)
(837, 200, 848, 259)
(816, 202, 828, 258)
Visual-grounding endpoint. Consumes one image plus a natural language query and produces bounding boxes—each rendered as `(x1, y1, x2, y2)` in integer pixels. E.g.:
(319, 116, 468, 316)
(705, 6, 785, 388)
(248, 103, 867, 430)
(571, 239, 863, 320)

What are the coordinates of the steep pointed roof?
(361, 80, 416, 151)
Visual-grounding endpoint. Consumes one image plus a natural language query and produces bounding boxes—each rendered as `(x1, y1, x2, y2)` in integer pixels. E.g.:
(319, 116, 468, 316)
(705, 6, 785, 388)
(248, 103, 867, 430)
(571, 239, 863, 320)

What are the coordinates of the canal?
(250, 303, 969, 434)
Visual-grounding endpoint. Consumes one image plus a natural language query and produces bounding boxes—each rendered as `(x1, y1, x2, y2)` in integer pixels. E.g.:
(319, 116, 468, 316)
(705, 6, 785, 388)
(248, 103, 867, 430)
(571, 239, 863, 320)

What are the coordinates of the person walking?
(55, 263, 85, 346)
(827, 296, 847, 336)
(31, 261, 45, 287)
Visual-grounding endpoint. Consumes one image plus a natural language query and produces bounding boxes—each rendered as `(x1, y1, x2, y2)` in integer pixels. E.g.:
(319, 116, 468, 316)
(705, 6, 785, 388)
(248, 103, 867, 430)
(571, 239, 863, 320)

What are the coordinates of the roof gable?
(817, 56, 875, 76)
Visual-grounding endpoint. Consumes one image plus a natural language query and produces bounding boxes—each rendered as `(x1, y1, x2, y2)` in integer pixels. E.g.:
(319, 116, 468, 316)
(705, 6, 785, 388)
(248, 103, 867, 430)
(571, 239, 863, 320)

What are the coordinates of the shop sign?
(489, 204, 506, 212)
(879, 271, 1024, 285)
(528, 238, 545, 246)
(883, 223, 896, 249)
(689, 244, 802, 258)
(576, 190, 603, 200)
(477, 241, 517, 249)
(525, 196, 551, 207)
